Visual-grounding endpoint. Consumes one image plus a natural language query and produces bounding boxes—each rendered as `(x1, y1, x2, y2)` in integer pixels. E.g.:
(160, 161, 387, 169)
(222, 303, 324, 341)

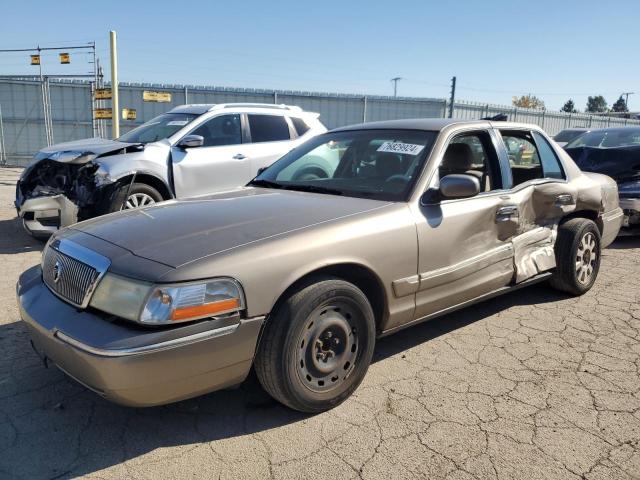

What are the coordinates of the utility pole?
(622, 92, 634, 110)
(109, 30, 120, 139)
(448, 76, 457, 118)
(391, 77, 402, 98)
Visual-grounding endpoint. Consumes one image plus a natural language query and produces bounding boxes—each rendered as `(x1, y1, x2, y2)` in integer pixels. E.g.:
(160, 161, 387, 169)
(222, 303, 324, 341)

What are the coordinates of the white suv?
(16, 103, 327, 236)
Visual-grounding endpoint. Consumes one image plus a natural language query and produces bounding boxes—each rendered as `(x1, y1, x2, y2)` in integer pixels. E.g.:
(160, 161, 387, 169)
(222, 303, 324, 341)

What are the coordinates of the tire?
(110, 183, 163, 212)
(549, 218, 601, 296)
(254, 277, 376, 413)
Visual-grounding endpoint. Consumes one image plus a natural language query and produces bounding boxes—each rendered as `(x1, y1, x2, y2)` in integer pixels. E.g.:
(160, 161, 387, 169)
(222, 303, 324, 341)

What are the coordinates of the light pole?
(391, 77, 403, 98)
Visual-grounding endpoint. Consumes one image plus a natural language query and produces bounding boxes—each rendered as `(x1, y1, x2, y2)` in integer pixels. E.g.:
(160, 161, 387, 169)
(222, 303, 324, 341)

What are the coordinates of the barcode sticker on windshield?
(167, 120, 189, 126)
(377, 141, 425, 155)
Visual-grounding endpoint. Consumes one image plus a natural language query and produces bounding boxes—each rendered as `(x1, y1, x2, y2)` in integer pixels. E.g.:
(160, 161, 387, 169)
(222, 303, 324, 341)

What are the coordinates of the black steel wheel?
(255, 277, 376, 413)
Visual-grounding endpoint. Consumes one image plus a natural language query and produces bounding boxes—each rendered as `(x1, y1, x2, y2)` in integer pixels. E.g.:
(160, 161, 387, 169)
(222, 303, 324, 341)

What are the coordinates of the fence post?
(184, 86, 188, 104)
(484, 104, 489, 118)
(588, 115, 592, 127)
(274, 91, 278, 104)
(541, 109, 546, 130)
(362, 96, 367, 123)
(442, 99, 448, 118)
(513, 107, 517, 122)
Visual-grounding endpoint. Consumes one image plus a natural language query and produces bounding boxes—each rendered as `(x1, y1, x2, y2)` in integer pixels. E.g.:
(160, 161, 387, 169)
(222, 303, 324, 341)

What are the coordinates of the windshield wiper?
(281, 184, 344, 196)
(248, 179, 284, 189)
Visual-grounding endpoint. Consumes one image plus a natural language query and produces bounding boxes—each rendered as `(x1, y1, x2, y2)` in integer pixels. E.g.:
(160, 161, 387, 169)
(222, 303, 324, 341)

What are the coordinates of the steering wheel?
(384, 174, 410, 192)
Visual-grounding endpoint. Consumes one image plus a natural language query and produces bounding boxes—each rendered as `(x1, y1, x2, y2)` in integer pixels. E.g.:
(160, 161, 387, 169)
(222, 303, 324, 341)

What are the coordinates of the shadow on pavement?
(608, 236, 640, 250)
(0, 216, 44, 255)
(0, 282, 567, 479)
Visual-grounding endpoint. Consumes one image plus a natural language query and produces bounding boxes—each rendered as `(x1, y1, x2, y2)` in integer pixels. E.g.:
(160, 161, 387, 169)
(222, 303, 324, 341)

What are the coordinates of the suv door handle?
(233, 153, 246, 160)
(555, 194, 574, 206)
(496, 205, 519, 222)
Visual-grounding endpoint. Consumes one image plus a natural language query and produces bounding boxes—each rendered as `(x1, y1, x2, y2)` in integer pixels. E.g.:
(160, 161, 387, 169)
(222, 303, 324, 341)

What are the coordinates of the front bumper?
(16, 195, 78, 238)
(600, 207, 624, 246)
(17, 265, 264, 407)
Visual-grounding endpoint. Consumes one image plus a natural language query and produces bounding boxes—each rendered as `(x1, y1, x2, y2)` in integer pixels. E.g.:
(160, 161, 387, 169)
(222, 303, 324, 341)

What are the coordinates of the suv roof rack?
(209, 103, 303, 112)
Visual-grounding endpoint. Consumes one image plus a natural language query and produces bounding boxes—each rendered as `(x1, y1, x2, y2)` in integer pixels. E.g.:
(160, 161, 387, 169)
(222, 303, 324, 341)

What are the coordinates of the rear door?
(407, 128, 516, 325)
(495, 128, 576, 282)
(239, 114, 296, 175)
(171, 113, 251, 197)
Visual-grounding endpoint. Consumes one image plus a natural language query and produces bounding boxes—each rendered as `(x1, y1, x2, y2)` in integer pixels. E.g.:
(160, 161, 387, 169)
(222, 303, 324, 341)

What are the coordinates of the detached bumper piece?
(619, 198, 640, 236)
(17, 266, 264, 407)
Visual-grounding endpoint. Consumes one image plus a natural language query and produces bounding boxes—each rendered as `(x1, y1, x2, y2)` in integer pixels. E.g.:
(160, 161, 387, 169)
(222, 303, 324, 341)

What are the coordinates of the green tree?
(512, 94, 545, 109)
(561, 99, 577, 113)
(611, 95, 629, 112)
(586, 95, 608, 113)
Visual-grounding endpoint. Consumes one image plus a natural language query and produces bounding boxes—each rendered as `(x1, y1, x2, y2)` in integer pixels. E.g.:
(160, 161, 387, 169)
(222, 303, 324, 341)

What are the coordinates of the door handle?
(496, 205, 519, 222)
(555, 194, 574, 206)
(233, 153, 246, 160)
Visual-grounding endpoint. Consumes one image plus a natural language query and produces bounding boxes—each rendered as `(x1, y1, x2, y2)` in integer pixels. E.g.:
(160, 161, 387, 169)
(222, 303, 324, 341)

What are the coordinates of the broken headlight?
(89, 275, 245, 325)
(49, 150, 97, 163)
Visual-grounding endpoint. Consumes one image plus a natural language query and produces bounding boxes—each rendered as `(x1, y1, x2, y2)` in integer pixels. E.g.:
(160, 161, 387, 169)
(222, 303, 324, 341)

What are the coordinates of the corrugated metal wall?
(1, 78, 639, 166)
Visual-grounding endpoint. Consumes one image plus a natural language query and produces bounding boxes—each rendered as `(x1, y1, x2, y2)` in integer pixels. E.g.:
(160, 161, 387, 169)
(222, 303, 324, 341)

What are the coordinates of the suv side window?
(500, 130, 565, 187)
(532, 131, 565, 180)
(248, 114, 291, 143)
(190, 114, 241, 147)
(290, 116, 310, 136)
(439, 131, 502, 192)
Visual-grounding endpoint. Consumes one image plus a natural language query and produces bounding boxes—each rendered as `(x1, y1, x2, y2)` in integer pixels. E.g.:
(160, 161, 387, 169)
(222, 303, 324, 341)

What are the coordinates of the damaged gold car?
(18, 119, 622, 413)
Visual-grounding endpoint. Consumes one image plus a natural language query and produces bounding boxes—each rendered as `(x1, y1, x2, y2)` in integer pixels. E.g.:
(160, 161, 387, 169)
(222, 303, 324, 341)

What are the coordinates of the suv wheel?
(110, 183, 163, 212)
(550, 218, 601, 295)
(255, 277, 376, 413)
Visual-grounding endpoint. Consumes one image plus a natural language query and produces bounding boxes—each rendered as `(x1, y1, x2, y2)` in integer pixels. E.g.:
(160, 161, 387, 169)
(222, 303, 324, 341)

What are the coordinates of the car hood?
(70, 188, 391, 269)
(36, 137, 139, 164)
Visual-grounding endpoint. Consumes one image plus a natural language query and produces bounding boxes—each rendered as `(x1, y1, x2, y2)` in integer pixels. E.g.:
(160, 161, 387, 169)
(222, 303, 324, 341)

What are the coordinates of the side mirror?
(438, 174, 480, 199)
(177, 135, 204, 149)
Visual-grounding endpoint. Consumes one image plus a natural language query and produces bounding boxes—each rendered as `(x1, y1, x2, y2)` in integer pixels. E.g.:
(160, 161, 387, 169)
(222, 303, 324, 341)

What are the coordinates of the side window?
(500, 131, 542, 187)
(190, 114, 241, 147)
(290, 116, 310, 136)
(248, 114, 291, 143)
(532, 132, 565, 180)
(501, 130, 565, 187)
(440, 131, 501, 192)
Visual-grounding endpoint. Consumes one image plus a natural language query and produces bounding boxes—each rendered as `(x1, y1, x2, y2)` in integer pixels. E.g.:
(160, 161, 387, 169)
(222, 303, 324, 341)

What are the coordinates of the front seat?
(440, 143, 489, 191)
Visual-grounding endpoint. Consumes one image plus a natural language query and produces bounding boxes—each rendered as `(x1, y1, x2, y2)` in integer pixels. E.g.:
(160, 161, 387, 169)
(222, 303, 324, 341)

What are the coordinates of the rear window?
(290, 116, 310, 136)
(248, 114, 291, 143)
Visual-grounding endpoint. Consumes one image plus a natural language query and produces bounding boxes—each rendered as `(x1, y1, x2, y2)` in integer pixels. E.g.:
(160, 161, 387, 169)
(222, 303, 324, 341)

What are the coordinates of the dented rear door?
(495, 129, 577, 283)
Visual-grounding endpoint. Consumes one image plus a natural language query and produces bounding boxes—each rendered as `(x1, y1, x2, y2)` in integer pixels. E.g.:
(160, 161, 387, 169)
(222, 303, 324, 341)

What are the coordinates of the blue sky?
(1, 0, 638, 111)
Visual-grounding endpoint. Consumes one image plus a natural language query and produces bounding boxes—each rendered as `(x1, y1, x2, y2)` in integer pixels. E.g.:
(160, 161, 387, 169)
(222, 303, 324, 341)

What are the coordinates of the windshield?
(250, 129, 437, 201)
(554, 129, 586, 142)
(118, 113, 199, 144)
(566, 127, 640, 149)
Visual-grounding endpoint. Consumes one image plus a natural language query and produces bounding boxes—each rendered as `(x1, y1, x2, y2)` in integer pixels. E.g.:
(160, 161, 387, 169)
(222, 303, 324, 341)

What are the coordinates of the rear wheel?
(550, 218, 601, 295)
(255, 278, 376, 413)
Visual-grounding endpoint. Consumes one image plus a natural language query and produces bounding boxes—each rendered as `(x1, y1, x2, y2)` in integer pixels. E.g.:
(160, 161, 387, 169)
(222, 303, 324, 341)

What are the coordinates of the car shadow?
(0, 282, 569, 479)
(0, 216, 45, 254)
(607, 236, 640, 250)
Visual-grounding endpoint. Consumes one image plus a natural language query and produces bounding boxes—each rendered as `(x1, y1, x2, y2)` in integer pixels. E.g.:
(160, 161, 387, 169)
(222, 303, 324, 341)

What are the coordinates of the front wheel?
(110, 183, 163, 212)
(254, 278, 376, 413)
(550, 218, 601, 295)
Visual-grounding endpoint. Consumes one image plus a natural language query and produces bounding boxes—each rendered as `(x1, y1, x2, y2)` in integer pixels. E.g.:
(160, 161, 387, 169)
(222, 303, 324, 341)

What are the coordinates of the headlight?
(49, 150, 97, 163)
(89, 274, 244, 325)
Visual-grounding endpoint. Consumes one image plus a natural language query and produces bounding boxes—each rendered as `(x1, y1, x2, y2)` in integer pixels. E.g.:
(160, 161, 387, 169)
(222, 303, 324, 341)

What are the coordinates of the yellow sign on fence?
(95, 88, 112, 100)
(143, 90, 172, 103)
(94, 108, 112, 119)
(30, 55, 40, 65)
(122, 108, 137, 120)
(59, 53, 70, 64)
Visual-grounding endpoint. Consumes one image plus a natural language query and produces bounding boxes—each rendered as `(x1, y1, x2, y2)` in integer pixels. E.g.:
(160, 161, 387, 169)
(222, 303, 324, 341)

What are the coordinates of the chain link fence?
(1, 78, 639, 167)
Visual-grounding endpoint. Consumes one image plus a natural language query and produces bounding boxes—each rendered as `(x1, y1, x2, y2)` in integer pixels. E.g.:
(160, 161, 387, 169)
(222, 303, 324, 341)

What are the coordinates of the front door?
(407, 129, 516, 325)
(171, 113, 251, 198)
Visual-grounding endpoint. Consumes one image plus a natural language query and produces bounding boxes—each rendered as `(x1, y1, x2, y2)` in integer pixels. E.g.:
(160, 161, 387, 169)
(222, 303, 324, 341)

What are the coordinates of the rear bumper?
(619, 197, 640, 235)
(601, 207, 624, 247)
(16, 195, 78, 238)
(17, 265, 264, 407)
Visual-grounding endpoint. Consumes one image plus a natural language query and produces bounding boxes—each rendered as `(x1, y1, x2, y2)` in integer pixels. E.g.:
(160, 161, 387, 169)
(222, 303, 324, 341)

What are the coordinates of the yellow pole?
(109, 30, 119, 139)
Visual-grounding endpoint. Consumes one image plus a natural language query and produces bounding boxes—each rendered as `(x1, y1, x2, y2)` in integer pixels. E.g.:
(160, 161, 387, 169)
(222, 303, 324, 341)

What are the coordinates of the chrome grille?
(42, 238, 111, 308)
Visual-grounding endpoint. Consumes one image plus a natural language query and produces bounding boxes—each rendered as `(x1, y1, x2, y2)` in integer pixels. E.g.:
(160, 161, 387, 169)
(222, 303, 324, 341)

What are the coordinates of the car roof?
(331, 118, 541, 133)
(168, 103, 307, 115)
